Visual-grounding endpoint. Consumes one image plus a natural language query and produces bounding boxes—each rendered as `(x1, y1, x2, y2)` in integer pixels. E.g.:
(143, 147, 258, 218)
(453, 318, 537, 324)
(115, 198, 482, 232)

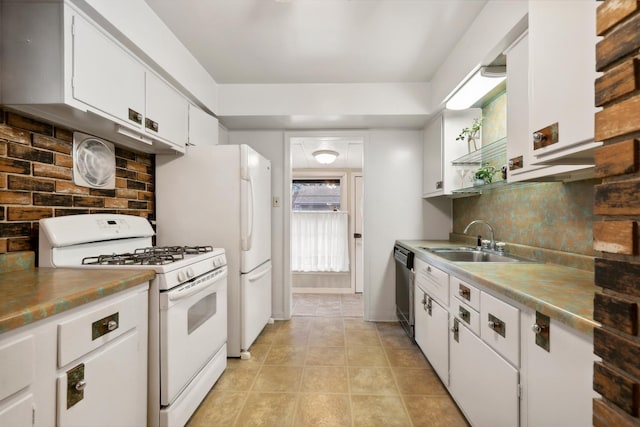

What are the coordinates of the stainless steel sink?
(420, 246, 534, 263)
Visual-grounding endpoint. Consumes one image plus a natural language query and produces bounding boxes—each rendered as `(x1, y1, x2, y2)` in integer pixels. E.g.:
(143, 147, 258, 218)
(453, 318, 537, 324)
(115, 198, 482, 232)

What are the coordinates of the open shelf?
(451, 137, 507, 166)
(450, 180, 508, 198)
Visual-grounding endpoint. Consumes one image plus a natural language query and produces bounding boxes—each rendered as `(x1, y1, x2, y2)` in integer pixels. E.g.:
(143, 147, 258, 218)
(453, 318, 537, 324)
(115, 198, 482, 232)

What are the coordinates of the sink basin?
(420, 246, 533, 263)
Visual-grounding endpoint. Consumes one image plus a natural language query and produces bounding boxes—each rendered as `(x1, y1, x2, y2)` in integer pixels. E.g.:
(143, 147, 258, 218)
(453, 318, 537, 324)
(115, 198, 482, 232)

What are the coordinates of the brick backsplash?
(0, 109, 155, 253)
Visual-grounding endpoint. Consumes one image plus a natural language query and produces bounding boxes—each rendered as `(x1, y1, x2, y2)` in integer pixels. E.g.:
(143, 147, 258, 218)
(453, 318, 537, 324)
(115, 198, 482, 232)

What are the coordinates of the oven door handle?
(168, 272, 226, 302)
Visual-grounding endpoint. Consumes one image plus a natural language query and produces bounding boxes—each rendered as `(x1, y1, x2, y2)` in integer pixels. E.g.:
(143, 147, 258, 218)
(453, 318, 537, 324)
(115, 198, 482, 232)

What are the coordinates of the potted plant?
(473, 163, 498, 185)
(456, 117, 483, 152)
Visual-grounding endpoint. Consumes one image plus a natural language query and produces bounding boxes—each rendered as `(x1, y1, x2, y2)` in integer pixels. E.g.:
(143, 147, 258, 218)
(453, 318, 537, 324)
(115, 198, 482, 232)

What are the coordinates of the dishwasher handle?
(393, 245, 414, 269)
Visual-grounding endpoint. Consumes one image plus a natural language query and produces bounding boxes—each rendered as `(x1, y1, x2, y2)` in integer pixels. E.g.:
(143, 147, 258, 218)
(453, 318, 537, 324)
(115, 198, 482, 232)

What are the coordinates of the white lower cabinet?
(523, 309, 598, 427)
(414, 285, 449, 386)
(450, 319, 520, 427)
(0, 284, 148, 427)
(413, 259, 598, 427)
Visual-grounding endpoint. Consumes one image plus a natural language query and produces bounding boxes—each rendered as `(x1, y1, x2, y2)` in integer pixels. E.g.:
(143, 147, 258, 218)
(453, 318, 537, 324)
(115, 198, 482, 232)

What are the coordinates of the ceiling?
(139, 1, 501, 170)
(143, 0, 488, 85)
(291, 136, 363, 169)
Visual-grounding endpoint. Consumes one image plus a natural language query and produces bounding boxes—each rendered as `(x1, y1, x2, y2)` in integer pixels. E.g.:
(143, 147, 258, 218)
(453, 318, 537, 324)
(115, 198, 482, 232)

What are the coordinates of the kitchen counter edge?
(0, 266, 155, 334)
(397, 240, 599, 336)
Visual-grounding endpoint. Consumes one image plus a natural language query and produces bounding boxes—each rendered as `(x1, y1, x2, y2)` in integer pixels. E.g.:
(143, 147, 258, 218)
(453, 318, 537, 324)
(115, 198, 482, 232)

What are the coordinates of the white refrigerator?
(156, 144, 272, 358)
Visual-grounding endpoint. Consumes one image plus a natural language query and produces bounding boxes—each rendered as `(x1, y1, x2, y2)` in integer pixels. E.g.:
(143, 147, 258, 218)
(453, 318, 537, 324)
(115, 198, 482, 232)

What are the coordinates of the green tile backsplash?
(453, 179, 598, 256)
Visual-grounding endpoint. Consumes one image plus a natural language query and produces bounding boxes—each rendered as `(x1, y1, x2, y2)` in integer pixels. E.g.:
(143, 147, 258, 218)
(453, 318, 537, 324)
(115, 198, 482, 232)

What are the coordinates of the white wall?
(219, 83, 431, 117)
(364, 129, 424, 320)
(226, 128, 425, 321)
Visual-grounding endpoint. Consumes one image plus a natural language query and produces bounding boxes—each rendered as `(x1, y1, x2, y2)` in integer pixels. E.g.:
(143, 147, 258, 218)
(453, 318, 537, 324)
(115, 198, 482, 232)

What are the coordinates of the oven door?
(159, 266, 227, 406)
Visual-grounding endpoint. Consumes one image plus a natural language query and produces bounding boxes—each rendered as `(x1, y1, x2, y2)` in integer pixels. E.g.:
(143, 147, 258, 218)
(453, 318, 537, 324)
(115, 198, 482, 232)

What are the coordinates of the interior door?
(353, 174, 364, 293)
(240, 145, 272, 274)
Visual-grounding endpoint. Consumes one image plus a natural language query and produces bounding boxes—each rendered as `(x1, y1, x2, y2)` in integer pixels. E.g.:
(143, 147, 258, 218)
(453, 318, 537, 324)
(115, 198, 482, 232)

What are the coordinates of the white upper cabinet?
(423, 109, 481, 198)
(528, 0, 601, 165)
(72, 12, 146, 131)
(188, 105, 219, 146)
(145, 73, 189, 149)
(1, 2, 189, 153)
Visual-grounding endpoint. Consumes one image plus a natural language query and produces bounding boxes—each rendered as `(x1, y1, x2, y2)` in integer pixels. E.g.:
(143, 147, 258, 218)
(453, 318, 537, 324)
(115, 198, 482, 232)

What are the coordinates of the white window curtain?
(291, 211, 350, 272)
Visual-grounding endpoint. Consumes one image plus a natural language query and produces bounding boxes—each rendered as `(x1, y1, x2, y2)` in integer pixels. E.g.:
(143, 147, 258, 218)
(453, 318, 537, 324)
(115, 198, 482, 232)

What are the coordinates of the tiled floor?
(292, 293, 364, 317)
(187, 294, 468, 427)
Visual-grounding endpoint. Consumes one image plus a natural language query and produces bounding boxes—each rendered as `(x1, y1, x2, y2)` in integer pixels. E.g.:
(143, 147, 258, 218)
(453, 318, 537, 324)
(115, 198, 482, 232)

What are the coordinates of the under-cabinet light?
(445, 66, 506, 110)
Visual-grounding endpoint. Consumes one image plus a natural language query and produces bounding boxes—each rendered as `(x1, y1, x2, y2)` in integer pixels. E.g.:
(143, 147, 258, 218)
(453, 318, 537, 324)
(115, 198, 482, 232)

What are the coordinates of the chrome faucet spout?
(463, 220, 495, 250)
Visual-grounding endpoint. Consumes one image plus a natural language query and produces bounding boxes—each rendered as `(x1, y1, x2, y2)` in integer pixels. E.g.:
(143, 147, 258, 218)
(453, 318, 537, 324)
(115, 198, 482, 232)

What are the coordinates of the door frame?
(283, 130, 366, 319)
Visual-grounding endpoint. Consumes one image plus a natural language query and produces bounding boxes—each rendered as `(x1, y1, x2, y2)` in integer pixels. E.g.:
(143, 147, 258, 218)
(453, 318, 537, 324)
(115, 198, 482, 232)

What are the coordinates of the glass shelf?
(451, 137, 507, 166)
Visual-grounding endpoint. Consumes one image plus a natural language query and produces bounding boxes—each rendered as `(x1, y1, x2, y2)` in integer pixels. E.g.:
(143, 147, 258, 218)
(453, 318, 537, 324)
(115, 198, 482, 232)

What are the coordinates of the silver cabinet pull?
(74, 380, 87, 391)
(531, 323, 546, 334)
(107, 320, 118, 331)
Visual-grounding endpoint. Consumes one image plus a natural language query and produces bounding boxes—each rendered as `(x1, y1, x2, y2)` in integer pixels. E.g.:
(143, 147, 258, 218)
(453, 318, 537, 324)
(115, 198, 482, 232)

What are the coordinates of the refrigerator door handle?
(248, 263, 271, 282)
(247, 176, 254, 250)
(241, 175, 254, 252)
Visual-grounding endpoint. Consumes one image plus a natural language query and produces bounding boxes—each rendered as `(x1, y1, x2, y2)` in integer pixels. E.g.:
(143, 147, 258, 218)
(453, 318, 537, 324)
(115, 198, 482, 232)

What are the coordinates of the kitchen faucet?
(463, 220, 495, 250)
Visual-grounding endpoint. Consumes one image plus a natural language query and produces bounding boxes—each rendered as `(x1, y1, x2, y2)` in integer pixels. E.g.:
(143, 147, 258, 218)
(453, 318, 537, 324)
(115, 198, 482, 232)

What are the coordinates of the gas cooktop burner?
(81, 246, 214, 266)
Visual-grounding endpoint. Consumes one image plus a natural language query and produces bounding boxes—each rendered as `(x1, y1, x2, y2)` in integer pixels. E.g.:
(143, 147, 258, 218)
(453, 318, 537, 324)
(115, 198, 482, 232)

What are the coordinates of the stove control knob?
(177, 271, 187, 282)
(213, 257, 219, 267)
(187, 268, 195, 278)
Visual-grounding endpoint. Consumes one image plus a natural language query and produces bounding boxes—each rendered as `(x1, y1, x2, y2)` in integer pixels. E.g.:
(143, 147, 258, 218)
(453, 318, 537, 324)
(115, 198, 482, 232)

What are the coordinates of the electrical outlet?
(272, 196, 281, 208)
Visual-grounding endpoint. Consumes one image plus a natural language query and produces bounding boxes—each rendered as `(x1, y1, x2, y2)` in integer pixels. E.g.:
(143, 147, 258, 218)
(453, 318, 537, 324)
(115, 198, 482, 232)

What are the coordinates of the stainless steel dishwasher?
(394, 243, 415, 340)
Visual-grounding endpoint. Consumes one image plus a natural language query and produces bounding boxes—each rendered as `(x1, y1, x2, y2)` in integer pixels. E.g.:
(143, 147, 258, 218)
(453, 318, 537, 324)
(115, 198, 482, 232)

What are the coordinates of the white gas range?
(38, 214, 227, 427)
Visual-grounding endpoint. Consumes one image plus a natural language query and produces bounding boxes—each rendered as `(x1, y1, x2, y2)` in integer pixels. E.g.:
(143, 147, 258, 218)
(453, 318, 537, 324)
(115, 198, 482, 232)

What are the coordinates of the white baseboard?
(292, 287, 355, 294)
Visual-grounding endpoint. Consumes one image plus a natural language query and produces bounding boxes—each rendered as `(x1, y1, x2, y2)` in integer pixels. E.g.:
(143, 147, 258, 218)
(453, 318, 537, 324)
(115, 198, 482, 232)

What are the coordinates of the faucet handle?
(495, 242, 506, 253)
(481, 239, 491, 250)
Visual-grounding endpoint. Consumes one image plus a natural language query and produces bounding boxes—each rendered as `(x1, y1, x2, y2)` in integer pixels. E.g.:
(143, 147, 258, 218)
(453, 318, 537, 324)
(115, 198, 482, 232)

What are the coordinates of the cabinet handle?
(488, 313, 506, 338)
(458, 285, 471, 301)
(531, 323, 547, 334)
(426, 266, 431, 273)
(426, 297, 433, 316)
(145, 118, 159, 132)
(532, 131, 546, 144)
(74, 379, 87, 391)
(451, 318, 460, 342)
(435, 181, 443, 190)
(128, 108, 143, 124)
(92, 312, 119, 340)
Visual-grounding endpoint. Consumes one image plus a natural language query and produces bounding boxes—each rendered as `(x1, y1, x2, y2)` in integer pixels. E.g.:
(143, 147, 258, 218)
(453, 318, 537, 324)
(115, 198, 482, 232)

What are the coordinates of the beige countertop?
(397, 240, 599, 335)
(0, 252, 155, 334)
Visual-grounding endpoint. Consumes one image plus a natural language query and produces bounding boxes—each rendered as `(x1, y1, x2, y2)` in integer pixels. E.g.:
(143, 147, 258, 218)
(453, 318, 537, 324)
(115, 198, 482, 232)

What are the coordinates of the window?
(292, 179, 341, 211)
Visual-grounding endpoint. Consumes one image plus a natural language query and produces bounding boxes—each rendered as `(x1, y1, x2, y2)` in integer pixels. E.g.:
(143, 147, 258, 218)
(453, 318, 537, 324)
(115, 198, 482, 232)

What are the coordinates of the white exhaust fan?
(73, 132, 116, 189)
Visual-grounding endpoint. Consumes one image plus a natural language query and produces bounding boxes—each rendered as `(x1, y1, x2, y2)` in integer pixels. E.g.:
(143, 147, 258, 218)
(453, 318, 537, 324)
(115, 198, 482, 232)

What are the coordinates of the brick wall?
(592, 1, 640, 425)
(0, 109, 155, 254)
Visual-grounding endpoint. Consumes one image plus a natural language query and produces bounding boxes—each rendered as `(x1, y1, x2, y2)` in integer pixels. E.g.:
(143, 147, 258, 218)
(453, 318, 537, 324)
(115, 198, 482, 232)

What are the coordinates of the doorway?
(286, 133, 364, 303)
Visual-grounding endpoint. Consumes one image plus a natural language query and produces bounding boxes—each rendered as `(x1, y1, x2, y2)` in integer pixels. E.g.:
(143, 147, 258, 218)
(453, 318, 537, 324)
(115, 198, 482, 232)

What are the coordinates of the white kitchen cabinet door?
(146, 73, 189, 150)
(72, 12, 145, 129)
(524, 310, 599, 427)
(188, 105, 219, 146)
(422, 294, 449, 386)
(423, 115, 444, 197)
(450, 319, 519, 427)
(423, 110, 481, 198)
(0, 393, 34, 427)
(57, 330, 145, 427)
(528, 0, 601, 165)
(414, 286, 428, 351)
(505, 31, 549, 182)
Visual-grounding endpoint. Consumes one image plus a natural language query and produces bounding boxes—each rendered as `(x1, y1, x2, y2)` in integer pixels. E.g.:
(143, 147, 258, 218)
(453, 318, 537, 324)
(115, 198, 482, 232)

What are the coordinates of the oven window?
(187, 292, 217, 335)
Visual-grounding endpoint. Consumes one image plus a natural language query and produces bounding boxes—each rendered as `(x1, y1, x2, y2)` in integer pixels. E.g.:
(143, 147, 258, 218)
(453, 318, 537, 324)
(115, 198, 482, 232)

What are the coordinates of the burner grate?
(81, 245, 214, 266)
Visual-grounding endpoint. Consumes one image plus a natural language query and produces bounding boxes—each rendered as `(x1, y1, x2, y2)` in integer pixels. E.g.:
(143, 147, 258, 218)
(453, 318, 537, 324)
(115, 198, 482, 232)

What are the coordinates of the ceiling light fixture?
(445, 66, 506, 110)
(313, 150, 339, 165)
